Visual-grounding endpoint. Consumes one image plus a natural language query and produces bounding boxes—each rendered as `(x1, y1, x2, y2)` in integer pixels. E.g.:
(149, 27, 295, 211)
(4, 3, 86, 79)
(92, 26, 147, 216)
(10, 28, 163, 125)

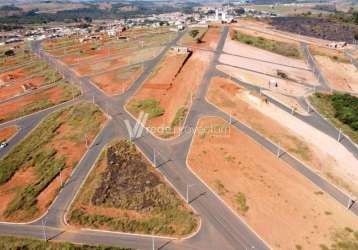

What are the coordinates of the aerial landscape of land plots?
(126, 26, 220, 138)
(42, 27, 176, 95)
(0, 102, 106, 222)
(67, 140, 198, 236)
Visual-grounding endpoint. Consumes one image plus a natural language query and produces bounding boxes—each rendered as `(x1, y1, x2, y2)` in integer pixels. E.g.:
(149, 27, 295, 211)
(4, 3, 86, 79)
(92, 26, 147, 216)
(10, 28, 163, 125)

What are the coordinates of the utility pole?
(153, 149, 157, 168)
(59, 167, 63, 187)
(337, 128, 342, 142)
(41, 219, 47, 242)
(276, 143, 281, 158)
(186, 184, 195, 203)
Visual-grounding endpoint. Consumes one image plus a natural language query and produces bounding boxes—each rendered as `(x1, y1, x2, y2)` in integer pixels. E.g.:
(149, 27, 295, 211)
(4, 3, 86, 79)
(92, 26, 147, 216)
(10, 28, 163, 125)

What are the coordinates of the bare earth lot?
(68, 140, 198, 237)
(188, 116, 358, 249)
(207, 77, 358, 197)
(0, 82, 80, 123)
(72, 46, 163, 77)
(127, 49, 213, 138)
(0, 127, 18, 142)
(221, 33, 318, 88)
(91, 64, 144, 96)
(0, 103, 106, 222)
(310, 46, 358, 93)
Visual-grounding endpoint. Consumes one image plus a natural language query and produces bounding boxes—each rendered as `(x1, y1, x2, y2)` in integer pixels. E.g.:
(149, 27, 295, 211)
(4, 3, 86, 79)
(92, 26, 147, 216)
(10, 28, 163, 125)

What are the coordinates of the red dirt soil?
(128, 49, 213, 137)
(0, 126, 18, 142)
(61, 47, 120, 65)
(91, 66, 144, 96)
(0, 76, 47, 100)
(0, 167, 36, 217)
(0, 68, 28, 83)
(188, 117, 358, 249)
(185, 26, 222, 50)
(0, 85, 68, 122)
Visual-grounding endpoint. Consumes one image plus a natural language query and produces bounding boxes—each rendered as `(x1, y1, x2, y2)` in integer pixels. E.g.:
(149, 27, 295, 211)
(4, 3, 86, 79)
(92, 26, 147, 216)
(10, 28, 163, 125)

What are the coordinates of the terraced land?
(0, 102, 106, 222)
(68, 140, 198, 237)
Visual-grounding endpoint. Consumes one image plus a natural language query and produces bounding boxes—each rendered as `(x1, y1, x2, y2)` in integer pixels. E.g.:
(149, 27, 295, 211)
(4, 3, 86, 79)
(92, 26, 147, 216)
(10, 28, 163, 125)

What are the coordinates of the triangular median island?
(68, 140, 198, 237)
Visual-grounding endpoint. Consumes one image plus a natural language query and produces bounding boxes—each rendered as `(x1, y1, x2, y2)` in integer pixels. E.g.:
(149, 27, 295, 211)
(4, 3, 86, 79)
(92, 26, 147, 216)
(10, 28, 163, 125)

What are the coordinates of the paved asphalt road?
(0, 25, 357, 250)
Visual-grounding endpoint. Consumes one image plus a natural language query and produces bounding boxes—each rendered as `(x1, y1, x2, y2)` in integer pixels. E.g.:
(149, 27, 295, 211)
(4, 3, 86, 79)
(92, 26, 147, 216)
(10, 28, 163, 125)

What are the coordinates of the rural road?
(0, 24, 357, 250)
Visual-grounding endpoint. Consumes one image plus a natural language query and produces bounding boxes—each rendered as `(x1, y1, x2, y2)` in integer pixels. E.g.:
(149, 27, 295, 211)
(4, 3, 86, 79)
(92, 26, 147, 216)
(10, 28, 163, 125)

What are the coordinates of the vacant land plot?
(183, 26, 221, 50)
(231, 29, 303, 59)
(68, 140, 198, 237)
(0, 69, 62, 101)
(0, 82, 80, 123)
(309, 92, 358, 144)
(262, 90, 308, 115)
(188, 116, 358, 249)
(0, 102, 106, 222)
(91, 64, 144, 96)
(0, 235, 131, 250)
(234, 19, 329, 46)
(0, 127, 18, 143)
(0, 44, 33, 71)
(0, 60, 49, 84)
(180, 27, 208, 46)
(222, 33, 318, 89)
(217, 64, 310, 97)
(127, 49, 212, 138)
(207, 77, 358, 196)
(72, 46, 163, 77)
(310, 46, 358, 93)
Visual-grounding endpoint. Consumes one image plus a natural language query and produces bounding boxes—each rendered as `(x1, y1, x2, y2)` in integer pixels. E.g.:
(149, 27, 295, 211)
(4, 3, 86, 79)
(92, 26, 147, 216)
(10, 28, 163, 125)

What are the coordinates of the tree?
(353, 11, 358, 25)
(4, 50, 15, 57)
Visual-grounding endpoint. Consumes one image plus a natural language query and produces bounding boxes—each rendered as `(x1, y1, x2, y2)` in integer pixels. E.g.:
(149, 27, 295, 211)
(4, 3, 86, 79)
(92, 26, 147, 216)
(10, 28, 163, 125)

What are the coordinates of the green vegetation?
(182, 27, 207, 44)
(232, 31, 302, 59)
(69, 140, 198, 236)
(1, 82, 80, 123)
(0, 102, 104, 220)
(234, 192, 249, 214)
(171, 107, 188, 128)
(0, 235, 131, 250)
(309, 92, 358, 144)
(129, 99, 165, 119)
(319, 227, 358, 250)
(214, 179, 228, 196)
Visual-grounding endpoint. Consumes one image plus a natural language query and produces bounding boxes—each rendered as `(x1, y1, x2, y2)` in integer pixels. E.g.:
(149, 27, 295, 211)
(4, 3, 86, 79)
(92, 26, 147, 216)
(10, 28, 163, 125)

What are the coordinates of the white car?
(0, 142, 8, 149)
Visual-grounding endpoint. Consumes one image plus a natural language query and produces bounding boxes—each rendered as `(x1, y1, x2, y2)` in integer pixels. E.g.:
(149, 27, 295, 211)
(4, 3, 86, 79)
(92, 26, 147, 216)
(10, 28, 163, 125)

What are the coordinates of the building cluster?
(0, 4, 275, 47)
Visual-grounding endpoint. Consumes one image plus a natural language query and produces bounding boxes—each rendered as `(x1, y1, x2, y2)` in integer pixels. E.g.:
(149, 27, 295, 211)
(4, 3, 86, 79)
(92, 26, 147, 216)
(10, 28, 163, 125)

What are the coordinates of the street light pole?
(186, 184, 195, 203)
(41, 219, 47, 242)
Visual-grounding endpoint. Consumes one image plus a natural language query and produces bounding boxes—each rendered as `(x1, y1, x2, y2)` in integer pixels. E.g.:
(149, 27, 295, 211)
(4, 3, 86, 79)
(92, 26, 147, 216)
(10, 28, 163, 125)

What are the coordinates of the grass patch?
(0, 102, 104, 220)
(232, 30, 303, 59)
(181, 27, 208, 44)
(309, 92, 358, 144)
(69, 140, 198, 236)
(214, 179, 228, 196)
(129, 99, 165, 119)
(171, 107, 188, 128)
(0, 235, 131, 250)
(320, 228, 358, 250)
(0, 82, 80, 123)
(234, 192, 249, 214)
